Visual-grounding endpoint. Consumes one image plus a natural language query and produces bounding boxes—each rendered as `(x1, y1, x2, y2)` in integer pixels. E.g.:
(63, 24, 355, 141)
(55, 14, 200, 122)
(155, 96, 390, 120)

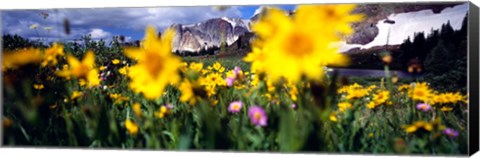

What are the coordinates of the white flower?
(29, 24, 39, 29)
(43, 26, 53, 31)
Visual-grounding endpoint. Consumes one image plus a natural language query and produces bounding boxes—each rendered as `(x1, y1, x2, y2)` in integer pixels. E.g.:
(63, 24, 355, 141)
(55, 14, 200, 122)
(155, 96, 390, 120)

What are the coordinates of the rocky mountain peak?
(169, 17, 251, 53)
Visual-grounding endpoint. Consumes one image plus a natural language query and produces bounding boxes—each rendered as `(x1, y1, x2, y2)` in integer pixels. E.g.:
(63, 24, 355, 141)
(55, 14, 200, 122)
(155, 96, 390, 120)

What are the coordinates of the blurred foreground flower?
(125, 119, 139, 136)
(403, 121, 433, 134)
(33, 84, 44, 90)
(228, 101, 243, 113)
(56, 51, 101, 88)
(132, 103, 142, 118)
(2, 48, 42, 71)
(124, 25, 181, 100)
(3, 117, 13, 128)
(329, 112, 338, 122)
(41, 43, 64, 67)
(443, 128, 459, 138)
(71, 91, 83, 100)
(338, 102, 352, 112)
(112, 59, 120, 65)
(248, 105, 267, 127)
(245, 4, 363, 83)
(179, 79, 202, 105)
(155, 106, 169, 118)
(416, 103, 431, 112)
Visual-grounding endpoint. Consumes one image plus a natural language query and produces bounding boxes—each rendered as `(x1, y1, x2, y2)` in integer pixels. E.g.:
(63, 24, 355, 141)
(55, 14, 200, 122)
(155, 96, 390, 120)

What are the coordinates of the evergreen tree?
(424, 40, 451, 75)
(440, 21, 455, 42)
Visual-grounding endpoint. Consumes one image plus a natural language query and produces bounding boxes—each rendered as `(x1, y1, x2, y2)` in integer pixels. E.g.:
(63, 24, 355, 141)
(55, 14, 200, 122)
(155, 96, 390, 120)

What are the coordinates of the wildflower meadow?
(2, 4, 469, 155)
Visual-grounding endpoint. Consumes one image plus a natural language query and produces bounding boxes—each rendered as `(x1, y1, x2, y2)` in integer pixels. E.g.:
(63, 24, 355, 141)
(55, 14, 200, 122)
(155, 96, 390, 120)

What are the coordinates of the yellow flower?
(243, 45, 267, 73)
(245, 5, 362, 83)
(338, 83, 358, 94)
(440, 106, 453, 112)
(71, 91, 83, 100)
(338, 102, 352, 112)
(372, 90, 390, 105)
(287, 84, 299, 101)
(155, 106, 169, 118)
(213, 62, 222, 71)
(266, 79, 276, 93)
(369, 133, 374, 138)
(201, 72, 225, 88)
(2, 48, 43, 71)
(56, 51, 100, 87)
(112, 59, 120, 65)
(366, 101, 376, 109)
(179, 62, 188, 72)
(366, 85, 377, 92)
(179, 79, 198, 105)
(329, 112, 338, 122)
(33, 84, 44, 90)
(78, 79, 87, 87)
(3, 117, 13, 128)
(109, 93, 129, 104)
(398, 84, 410, 92)
(160, 106, 167, 113)
(124, 26, 181, 100)
(201, 69, 209, 75)
(62, 64, 69, 70)
(210, 99, 219, 106)
(188, 62, 204, 72)
(125, 119, 139, 135)
(345, 88, 369, 100)
(99, 66, 106, 71)
(366, 90, 390, 109)
(204, 84, 217, 97)
(133, 103, 142, 117)
(41, 43, 64, 67)
(403, 121, 434, 134)
(118, 66, 129, 76)
(87, 69, 101, 87)
(408, 82, 433, 103)
(294, 4, 364, 36)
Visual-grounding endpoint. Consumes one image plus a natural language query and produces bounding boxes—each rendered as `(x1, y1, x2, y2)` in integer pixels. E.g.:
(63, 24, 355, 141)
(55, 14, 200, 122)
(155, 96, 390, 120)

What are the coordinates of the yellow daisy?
(123, 26, 181, 100)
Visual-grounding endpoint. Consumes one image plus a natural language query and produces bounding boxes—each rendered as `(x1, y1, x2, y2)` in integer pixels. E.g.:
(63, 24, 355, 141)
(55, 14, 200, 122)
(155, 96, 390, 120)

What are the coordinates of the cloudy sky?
(1, 5, 296, 43)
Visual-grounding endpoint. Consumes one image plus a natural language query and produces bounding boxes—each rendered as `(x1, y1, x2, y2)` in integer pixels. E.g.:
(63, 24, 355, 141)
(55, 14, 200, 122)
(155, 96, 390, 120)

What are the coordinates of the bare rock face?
(169, 17, 251, 53)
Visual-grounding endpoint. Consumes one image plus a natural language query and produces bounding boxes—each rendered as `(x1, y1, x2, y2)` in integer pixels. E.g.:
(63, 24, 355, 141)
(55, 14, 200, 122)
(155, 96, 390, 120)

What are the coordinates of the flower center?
(284, 31, 314, 58)
(72, 64, 90, 78)
(254, 112, 262, 120)
(145, 51, 164, 78)
(420, 105, 427, 110)
(414, 90, 425, 97)
(232, 104, 240, 110)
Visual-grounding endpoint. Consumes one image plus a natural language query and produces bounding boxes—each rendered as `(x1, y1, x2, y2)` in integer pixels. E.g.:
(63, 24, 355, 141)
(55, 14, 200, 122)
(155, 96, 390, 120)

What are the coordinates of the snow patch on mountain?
(221, 17, 237, 28)
(252, 6, 266, 18)
(339, 3, 468, 52)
